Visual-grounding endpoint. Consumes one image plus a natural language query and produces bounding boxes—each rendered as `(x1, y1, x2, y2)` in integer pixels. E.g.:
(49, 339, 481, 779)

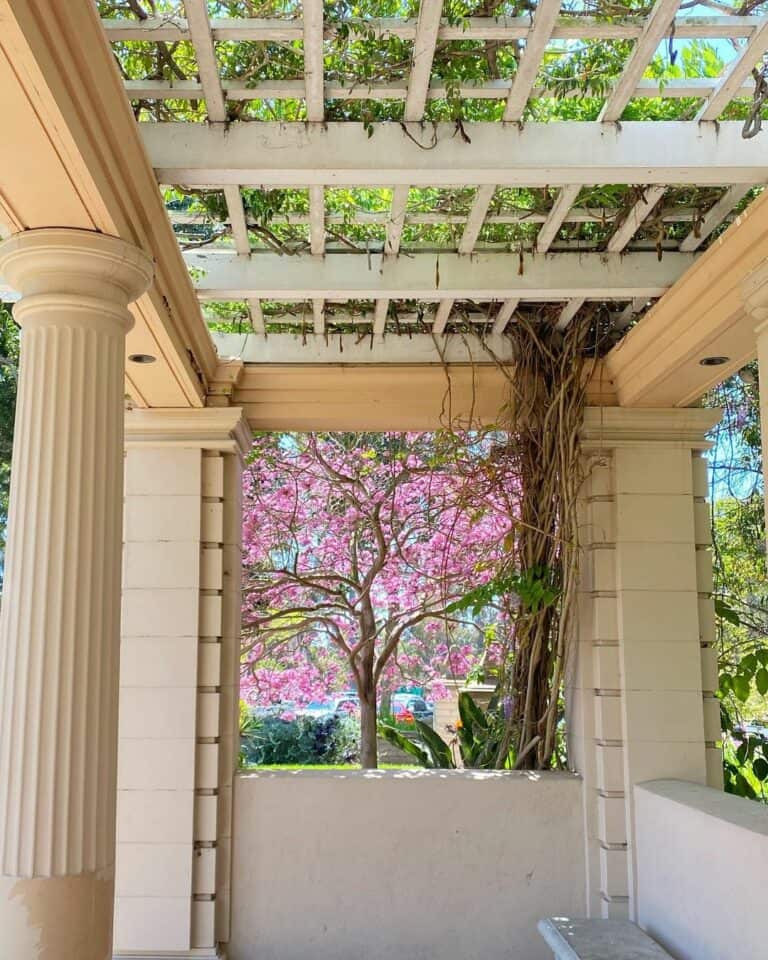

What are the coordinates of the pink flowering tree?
(241, 432, 512, 768)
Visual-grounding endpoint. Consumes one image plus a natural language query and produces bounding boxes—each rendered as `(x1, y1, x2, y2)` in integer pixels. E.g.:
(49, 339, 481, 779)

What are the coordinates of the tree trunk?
(359, 688, 378, 769)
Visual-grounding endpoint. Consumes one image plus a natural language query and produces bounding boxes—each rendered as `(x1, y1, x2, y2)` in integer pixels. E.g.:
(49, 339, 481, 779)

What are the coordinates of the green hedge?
(241, 713, 359, 767)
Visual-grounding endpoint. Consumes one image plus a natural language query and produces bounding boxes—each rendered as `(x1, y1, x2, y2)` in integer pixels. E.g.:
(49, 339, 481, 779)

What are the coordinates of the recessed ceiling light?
(699, 356, 730, 367)
(128, 353, 156, 364)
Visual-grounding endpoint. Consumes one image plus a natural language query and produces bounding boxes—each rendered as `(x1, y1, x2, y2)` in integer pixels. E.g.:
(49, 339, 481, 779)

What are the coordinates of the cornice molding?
(580, 406, 721, 448)
(125, 407, 252, 458)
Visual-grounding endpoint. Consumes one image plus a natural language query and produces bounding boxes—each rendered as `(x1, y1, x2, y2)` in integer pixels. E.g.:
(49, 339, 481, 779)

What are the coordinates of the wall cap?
(581, 407, 721, 449)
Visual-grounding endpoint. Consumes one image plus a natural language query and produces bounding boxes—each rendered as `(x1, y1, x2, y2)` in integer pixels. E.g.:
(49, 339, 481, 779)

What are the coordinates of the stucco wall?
(230, 769, 585, 960)
(636, 779, 768, 960)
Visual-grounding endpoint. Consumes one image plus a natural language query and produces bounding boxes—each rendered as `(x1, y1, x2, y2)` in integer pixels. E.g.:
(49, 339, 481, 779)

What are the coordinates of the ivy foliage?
(0, 304, 19, 574)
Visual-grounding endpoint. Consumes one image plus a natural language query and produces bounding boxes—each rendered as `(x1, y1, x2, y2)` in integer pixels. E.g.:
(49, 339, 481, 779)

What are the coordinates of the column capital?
(580, 406, 721, 449)
(0, 228, 153, 328)
(125, 406, 252, 459)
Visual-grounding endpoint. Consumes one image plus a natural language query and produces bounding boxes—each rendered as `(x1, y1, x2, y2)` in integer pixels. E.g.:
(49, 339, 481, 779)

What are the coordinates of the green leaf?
(752, 756, 768, 782)
(458, 691, 488, 731)
(740, 653, 758, 677)
(757, 668, 768, 696)
(377, 723, 432, 767)
(413, 719, 455, 768)
(714, 597, 741, 626)
(733, 673, 752, 703)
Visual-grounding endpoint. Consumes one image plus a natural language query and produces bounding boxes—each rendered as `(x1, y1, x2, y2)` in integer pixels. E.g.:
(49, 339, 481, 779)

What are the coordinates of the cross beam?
(186, 251, 695, 300)
(143, 122, 768, 187)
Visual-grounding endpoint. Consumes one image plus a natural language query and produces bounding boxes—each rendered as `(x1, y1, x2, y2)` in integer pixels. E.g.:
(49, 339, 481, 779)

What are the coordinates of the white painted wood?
(679, 184, 751, 252)
(404, 0, 443, 121)
(503, 0, 561, 122)
(186, 250, 695, 300)
(303, 0, 325, 121)
(556, 297, 585, 331)
(492, 298, 519, 335)
(309, 185, 325, 256)
(373, 299, 388, 335)
(213, 331, 518, 363)
(385, 185, 410, 255)
(606, 186, 666, 253)
(537, 186, 581, 253)
(697, 19, 768, 121)
(312, 298, 325, 334)
(432, 299, 453, 334)
(124, 76, 757, 102)
(168, 205, 705, 229)
(248, 298, 265, 332)
(103, 14, 766, 43)
(184, 0, 227, 122)
(458, 185, 496, 255)
(599, 0, 682, 122)
(143, 121, 768, 187)
(223, 185, 250, 255)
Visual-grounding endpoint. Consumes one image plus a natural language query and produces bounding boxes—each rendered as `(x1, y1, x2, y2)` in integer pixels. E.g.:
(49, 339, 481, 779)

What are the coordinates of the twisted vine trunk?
(500, 316, 590, 769)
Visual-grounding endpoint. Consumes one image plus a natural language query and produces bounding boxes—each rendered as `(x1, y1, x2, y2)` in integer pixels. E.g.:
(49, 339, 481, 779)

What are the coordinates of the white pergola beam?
(124, 76, 759, 102)
(679, 184, 752, 252)
(458, 185, 496, 255)
(697, 20, 768, 121)
(186, 250, 696, 300)
(169, 205, 713, 229)
(213, 331, 518, 363)
(183, 0, 227, 122)
(492, 299, 519, 336)
(606, 185, 666, 252)
(404, 0, 443, 121)
(537, 185, 581, 253)
(143, 122, 768, 187)
(303, 0, 325, 121)
(373, 299, 388, 335)
(599, 0, 682, 122)
(103, 14, 765, 43)
(503, 0, 561, 122)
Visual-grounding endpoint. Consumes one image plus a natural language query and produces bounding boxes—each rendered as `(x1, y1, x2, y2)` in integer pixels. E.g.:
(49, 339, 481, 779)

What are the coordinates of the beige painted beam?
(0, 0, 215, 407)
(232, 361, 615, 431)
(604, 187, 768, 406)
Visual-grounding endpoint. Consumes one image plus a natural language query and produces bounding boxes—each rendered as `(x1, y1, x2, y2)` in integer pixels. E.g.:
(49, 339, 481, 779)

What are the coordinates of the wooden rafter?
(503, 0, 561, 122)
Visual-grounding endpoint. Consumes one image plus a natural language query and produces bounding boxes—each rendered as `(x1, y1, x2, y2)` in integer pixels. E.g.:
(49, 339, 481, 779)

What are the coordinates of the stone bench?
(538, 918, 674, 960)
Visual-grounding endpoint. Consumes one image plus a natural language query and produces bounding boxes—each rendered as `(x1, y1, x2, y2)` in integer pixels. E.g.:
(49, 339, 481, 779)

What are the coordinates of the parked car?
(391, 694, 433, 725)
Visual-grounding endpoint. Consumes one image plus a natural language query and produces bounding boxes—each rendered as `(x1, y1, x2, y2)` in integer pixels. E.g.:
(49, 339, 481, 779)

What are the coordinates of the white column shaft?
(0, 228, 152, 960)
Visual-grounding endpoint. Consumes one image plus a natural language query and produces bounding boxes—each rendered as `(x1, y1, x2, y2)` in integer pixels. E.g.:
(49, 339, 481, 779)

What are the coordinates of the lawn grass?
(243, 762, 417, 771)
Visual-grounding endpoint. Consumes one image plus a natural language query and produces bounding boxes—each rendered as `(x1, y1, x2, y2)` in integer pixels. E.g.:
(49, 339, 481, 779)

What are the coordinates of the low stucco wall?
(230, 769, 585, 960)
(636, 779, 768, 960)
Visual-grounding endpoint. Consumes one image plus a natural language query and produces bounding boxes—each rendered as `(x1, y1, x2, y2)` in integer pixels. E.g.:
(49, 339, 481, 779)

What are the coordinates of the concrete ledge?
(636, 778, 768, 960)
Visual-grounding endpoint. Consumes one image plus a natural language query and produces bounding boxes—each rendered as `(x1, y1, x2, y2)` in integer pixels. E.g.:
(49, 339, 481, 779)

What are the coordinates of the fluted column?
(0, 229, 153, 959)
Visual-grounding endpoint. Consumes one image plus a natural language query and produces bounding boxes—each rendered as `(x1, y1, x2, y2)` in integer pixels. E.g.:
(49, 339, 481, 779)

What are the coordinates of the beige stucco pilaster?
(115, 408, 249, 959)
(0, 229, 153, 959)
(568, 407, 721, 923)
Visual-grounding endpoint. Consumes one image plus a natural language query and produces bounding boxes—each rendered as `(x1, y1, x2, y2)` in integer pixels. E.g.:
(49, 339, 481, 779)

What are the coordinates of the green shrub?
(241, 713, 359, 767)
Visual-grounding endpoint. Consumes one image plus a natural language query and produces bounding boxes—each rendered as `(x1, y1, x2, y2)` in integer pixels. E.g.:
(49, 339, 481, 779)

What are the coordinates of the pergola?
(1, 0, 768, 958)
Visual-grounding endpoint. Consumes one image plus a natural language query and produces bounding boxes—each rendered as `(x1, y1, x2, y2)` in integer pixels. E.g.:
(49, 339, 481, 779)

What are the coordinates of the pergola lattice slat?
(598, 0, 681, 122)
(696, 18, 768, 121)
(144, 122, 768, 187)
(187, 250, 695, 300)
(503, 0, 561, 122)
(679, 184, 752, 252)
(101, 14, 767, 43)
